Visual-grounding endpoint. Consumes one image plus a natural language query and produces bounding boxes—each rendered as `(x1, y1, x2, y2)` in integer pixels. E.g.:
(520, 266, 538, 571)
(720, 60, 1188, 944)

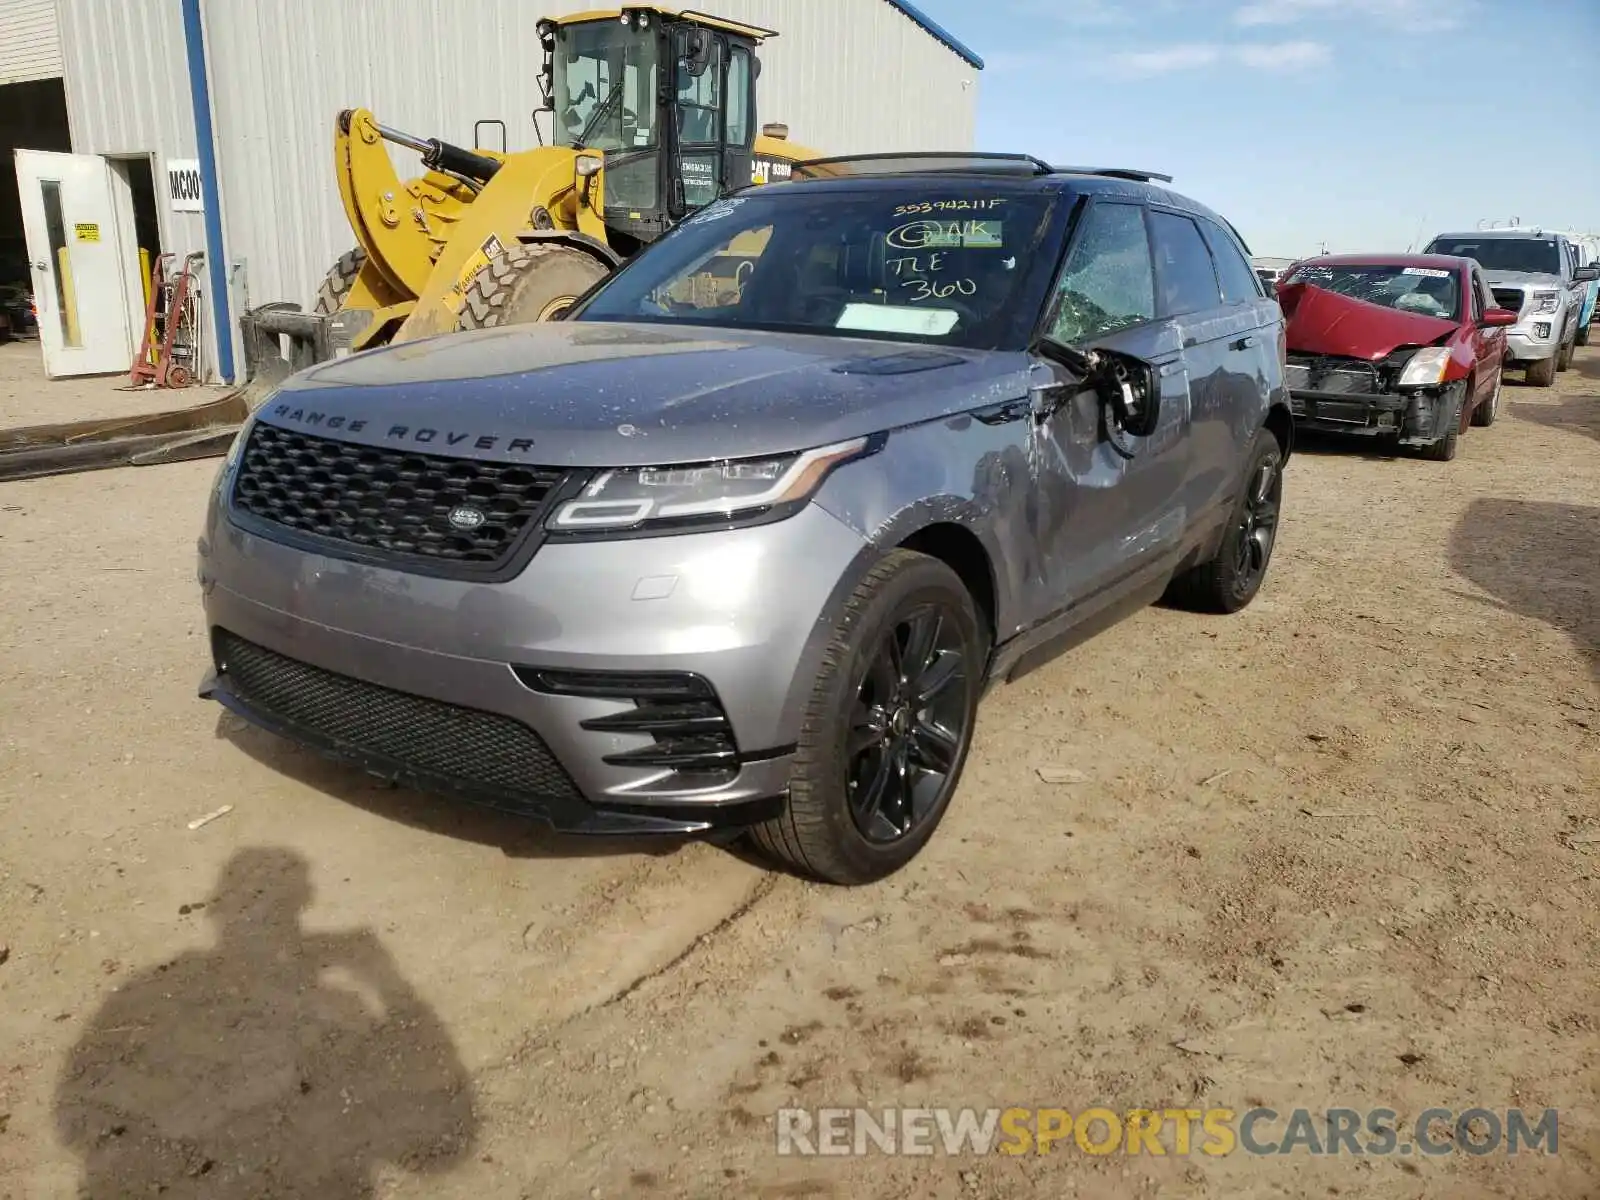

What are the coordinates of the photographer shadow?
(54, 847, 479, 1198)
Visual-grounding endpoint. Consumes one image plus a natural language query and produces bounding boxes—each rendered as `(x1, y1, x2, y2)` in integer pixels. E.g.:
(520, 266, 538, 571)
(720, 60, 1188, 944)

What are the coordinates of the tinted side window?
(1200, 219, 1262, 302)
(1150, 211, 1222, 317)
(1047, 201, 1155, 343)
(1470, 269, 1484, 320)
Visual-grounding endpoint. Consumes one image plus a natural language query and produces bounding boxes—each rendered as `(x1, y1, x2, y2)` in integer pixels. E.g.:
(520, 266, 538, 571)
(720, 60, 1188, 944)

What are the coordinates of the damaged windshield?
(1425, 236, 1561, 276)
(571, 188, 1063, 350)
(1283, 263, 1461, 322)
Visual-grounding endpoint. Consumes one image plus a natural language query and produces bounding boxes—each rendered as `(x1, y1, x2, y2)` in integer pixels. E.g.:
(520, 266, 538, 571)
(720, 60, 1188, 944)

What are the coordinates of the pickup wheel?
(1470, 369, 1501, 427)
(1556, 328, 1574, 371)
(1164, 428, 1284, 615)
(748, 550, 985, 886)
(1526, 354, 1557, 387)
(313, 248, 366, 316)
(456, 244, 612, 329)
(1577, 320, 1591, 347)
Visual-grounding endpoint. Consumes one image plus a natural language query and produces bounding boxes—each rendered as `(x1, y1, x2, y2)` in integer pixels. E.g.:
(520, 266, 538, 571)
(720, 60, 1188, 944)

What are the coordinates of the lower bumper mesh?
(213, 630, 582, 802)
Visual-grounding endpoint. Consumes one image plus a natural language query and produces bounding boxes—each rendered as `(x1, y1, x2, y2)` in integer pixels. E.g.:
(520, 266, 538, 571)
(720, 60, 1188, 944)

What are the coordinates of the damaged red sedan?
(1276, 254, 1516, 461)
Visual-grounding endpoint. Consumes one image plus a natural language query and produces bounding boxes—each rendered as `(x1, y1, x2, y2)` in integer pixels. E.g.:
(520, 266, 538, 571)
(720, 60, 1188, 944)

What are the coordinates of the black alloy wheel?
(748, 550, 985, 886)
(846, 604, 970, 845)
(1232, 454, 1282, 591)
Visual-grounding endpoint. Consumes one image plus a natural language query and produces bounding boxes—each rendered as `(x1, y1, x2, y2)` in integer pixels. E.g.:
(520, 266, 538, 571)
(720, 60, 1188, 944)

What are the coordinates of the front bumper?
(197, 479, 872, 834)
(1287, 387, 1453, 444)
(1505, 328, 1559, 363)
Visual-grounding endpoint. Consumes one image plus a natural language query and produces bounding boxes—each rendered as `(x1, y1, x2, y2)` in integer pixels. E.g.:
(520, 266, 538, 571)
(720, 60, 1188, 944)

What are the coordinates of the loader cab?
(538, 7, 764, 251)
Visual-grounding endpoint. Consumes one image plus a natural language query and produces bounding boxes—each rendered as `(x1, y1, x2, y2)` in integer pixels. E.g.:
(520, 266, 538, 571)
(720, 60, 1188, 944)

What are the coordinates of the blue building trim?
(885, 1, 984, 70)
(179, 0, 236, 383)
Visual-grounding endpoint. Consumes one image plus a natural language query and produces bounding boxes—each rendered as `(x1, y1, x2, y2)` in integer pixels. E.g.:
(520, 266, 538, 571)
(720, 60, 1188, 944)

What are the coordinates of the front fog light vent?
(517, 668, 740, 773)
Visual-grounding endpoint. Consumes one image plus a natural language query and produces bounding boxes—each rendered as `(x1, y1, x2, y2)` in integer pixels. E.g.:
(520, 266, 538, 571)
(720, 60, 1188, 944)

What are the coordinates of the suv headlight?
(548, 437, 873, 534)
(1531, 290, 1560, 315)
(1398, 347, 1452, 388)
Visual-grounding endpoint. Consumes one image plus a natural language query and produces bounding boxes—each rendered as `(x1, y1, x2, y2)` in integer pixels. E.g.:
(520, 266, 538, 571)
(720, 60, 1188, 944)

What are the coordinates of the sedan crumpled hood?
(261, 321, 1029, 467)
(1278, 282, 1457, 361)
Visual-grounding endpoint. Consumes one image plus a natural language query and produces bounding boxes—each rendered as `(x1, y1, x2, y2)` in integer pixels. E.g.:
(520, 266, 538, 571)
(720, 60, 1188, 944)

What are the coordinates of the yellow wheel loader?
(243, 4, 823, 381)
(1, 5, 822, 480)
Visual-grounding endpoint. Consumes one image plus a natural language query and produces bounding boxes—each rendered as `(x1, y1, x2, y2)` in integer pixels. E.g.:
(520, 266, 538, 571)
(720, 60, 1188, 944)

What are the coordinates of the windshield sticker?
(889, 219, 1004, 251)
(1401, 267, 1451, 278)
(893, 199, 1007, 217)
(836, 303, 959, 336)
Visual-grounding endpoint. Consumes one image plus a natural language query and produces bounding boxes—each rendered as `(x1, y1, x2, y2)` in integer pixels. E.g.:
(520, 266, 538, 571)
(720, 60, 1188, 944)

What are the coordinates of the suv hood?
(1278, 282, 1457, 360)
(1480, 269, 1562, 288)
(262, 322, 1028, 467)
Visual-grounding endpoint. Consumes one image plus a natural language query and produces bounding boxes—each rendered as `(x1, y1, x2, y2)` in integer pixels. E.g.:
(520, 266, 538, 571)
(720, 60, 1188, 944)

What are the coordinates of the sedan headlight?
(1398, 347, 1452, 388)
(1531, 290, 1560, 315)
(548, 437, 872, 534)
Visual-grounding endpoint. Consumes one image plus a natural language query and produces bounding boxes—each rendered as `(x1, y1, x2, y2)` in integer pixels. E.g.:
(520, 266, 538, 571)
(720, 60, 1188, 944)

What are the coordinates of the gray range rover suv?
(198, 154, 1292, 885)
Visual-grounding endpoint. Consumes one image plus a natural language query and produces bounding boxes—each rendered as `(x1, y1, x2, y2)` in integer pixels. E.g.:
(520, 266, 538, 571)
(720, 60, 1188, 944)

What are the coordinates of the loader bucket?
(0, 302, 358, 483)
(0, 391, 251, 482)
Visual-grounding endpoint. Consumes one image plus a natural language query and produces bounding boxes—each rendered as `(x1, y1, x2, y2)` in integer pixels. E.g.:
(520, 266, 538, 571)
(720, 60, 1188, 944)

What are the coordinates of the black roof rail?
(792, 152, 1056, 179)
(1054, 165, 1174, 184)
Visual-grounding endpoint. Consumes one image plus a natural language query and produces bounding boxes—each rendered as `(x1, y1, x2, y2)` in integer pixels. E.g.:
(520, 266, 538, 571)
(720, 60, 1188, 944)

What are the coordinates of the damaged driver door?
(1025, 198, 1190, 618)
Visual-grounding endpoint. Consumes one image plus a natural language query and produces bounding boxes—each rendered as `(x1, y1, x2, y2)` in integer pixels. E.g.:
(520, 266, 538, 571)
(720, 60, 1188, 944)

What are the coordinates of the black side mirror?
(1574, 265, 1599, 283)
(679, 29, 713, 76)
(1033, 336, 1161, 441)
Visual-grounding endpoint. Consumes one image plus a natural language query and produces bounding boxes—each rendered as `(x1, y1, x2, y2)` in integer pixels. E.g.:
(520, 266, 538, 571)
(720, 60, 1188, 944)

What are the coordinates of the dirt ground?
(1, 336, 1596, 1199)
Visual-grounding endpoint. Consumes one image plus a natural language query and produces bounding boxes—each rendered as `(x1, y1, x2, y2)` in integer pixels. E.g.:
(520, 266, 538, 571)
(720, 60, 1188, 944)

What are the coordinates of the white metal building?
(4, 0, 982, 384)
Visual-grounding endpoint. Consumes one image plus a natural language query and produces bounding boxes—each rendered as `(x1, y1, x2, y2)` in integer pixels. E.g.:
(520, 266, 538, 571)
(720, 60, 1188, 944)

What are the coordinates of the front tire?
(1577, 319, 1592, 347)
(456, 244, 612, 330)
(1526, 354, 1556, 387)
(748, 551, 985, 886)
(1471, 369, 1501, 427)
(1556, 323, 1573, 372)
(1164, 428, 1284, 615)
(313, 248, 366, 316)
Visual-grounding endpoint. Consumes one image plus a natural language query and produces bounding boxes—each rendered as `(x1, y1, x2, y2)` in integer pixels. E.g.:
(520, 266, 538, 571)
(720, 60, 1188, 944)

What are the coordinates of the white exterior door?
(15, 149, 137, 378)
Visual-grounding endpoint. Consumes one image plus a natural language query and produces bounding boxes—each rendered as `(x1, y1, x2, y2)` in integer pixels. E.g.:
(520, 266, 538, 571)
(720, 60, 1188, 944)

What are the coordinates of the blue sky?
(909, 0, 1600, 258)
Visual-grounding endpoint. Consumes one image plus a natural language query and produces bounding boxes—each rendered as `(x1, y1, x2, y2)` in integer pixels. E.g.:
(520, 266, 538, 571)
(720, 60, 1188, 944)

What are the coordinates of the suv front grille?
(215, 630, 583, 802)
(1491, 287, 1525, 314)
(231, 422, 566, 573)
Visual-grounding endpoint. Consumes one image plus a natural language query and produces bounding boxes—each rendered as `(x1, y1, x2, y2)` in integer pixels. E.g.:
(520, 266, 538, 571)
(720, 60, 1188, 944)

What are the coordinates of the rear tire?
(1578, 320, 1592, 347)
(1526, 354, 1556, 387)
(1557, 330, 1573, 371)
(1164, 428, 1284, 615)
(313, 247, 366, 316)
(456, 244, 612, 330)
(748, 550, 985, 886)
(1470, 369, 1501, 427)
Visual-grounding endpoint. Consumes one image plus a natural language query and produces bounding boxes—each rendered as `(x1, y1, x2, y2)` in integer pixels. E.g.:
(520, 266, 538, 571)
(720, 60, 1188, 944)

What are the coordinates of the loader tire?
(456, 244, 612, 330)
(313, 248, 367, 316)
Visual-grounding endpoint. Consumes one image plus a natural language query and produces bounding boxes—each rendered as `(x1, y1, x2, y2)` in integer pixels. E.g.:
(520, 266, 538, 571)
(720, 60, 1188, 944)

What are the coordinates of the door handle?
(32, 261, 47, 271)
(1158, 360, 1186, 378)
(1230, 335, 1259, 351)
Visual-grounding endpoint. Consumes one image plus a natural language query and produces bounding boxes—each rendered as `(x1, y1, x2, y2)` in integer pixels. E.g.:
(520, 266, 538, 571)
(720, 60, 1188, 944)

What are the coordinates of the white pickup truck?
(1423, 228, 1599, 386)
